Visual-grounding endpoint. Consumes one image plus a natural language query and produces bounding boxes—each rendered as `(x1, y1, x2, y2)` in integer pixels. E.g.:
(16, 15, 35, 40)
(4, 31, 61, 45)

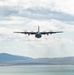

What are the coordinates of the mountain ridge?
(0, 53, 74, 65)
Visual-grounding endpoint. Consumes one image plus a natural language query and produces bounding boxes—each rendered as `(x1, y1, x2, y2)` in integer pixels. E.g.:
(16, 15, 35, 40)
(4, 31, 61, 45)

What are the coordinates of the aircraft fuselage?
(35, 32, 41, 38)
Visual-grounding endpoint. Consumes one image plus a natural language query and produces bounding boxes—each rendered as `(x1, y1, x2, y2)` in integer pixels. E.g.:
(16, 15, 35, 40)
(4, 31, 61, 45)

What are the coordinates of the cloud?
(0, 0, 74, 13)
(1, 0, 73, 32)
(0, 27, 25, 41)
(0, 19, 74, 31)
(24, 20, 74, 31)
(54, 37, 73, 44)
(0, 0, 74, 22)
(0, 6, 19, 20)
(13, 0, 74, 16)
(19, 8, 74, 21)
(48, 20, 74, 31)
(51, 0, 74, 16)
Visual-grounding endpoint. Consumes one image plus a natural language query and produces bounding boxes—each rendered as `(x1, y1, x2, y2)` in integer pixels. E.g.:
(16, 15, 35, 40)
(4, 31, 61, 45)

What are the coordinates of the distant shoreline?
(0, 64, 74, 66)
(0, 64, 50, 66)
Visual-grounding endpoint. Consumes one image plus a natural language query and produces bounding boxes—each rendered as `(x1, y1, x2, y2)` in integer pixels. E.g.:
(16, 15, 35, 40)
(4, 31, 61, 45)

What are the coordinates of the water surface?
(0, 65, 74, 75)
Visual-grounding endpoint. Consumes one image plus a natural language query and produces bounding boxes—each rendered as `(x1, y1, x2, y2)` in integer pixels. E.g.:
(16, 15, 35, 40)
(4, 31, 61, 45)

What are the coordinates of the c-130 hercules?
(14, 26, 63, 38)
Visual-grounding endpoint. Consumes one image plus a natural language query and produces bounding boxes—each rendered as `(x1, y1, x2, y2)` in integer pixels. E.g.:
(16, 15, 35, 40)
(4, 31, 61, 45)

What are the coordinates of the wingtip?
(59, 31, 63, 33)
(14, 32, 16, 33)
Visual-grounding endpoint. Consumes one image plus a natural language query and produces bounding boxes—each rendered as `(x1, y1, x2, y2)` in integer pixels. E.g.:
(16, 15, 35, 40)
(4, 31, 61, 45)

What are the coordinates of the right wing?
(40, 31, 63, 35)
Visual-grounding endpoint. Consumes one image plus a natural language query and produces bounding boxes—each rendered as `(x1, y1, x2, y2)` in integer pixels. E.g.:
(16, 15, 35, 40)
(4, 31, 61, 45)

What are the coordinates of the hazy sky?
(0, 0, 74, 58)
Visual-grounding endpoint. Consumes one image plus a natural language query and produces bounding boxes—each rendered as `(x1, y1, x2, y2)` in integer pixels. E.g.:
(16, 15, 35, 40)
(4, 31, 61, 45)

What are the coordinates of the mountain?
(0, 53, 74, 65)
(0, 53, 32, 63)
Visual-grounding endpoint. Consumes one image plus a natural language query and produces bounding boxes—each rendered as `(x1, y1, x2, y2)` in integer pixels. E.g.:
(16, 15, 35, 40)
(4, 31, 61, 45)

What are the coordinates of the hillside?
(0, 53, 74, 65)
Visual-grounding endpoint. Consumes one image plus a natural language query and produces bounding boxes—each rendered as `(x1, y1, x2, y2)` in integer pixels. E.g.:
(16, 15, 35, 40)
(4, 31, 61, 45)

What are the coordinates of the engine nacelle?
(28, 34, 30, 36)
(50, 32, 53, 34)
(47, 34, 49, 35)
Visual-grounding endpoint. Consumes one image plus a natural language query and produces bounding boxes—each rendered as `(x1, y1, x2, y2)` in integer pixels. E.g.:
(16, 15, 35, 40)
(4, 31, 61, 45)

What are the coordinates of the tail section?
(38, 26, 40, 32)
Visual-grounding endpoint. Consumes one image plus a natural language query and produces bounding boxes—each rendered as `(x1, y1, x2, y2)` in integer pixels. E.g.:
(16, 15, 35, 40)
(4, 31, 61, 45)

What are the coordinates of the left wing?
(14, 31, 36, 35)
(40, 31, 63, 35)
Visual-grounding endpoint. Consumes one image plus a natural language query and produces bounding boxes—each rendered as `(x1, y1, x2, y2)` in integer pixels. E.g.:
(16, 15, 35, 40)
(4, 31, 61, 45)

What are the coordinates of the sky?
(0, 0, 74, 58)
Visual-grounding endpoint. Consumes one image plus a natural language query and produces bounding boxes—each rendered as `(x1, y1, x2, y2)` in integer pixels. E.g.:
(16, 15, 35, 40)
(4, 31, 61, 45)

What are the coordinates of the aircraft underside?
(35, 34, 42, 38)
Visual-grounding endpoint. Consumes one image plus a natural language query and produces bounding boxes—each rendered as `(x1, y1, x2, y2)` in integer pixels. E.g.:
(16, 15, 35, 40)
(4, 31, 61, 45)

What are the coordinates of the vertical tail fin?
(38, 26, 40, 32)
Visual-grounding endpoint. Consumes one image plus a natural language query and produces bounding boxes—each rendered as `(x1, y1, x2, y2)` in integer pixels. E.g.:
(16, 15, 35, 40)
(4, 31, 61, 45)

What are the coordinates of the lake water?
(0, 65, 74, 75)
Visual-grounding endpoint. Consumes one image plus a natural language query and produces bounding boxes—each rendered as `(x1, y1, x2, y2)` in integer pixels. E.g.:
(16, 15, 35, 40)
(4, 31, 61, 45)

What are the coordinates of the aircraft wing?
(14, 31, 36, 35)
(40, 31, 63, 35)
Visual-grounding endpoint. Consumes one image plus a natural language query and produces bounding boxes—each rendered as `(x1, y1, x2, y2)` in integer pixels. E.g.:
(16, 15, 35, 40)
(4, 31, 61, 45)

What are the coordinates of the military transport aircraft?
(14, 26, 63, 38)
